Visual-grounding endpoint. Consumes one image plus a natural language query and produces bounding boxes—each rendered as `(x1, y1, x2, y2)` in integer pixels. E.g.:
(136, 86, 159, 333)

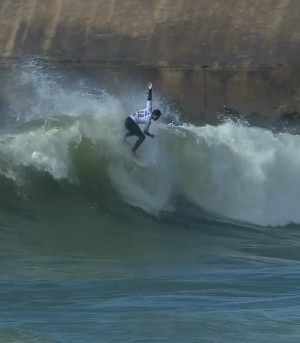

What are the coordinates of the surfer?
(124, 82, 161, 156)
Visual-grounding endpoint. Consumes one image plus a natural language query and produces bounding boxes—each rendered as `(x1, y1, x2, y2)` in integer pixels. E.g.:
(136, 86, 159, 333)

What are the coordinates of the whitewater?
(1, 62, 300, 227)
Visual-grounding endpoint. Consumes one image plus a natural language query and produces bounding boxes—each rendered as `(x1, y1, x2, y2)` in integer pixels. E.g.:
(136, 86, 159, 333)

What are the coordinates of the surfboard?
(133, 157, 148, 168)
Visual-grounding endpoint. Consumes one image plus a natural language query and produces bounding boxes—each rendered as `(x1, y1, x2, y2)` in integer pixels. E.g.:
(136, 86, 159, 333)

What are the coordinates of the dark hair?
(152, 109, 161, 118)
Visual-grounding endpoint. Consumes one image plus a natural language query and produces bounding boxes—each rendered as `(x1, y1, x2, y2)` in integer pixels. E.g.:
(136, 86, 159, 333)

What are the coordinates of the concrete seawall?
(1, 0, 300, 118)
(1, 0, 300, 67)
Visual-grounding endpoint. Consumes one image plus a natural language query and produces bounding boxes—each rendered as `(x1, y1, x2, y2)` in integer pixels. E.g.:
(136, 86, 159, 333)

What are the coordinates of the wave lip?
(2, 118, 300, 227)
(2, 61, 300, 227)
(169, 122, 300, 227)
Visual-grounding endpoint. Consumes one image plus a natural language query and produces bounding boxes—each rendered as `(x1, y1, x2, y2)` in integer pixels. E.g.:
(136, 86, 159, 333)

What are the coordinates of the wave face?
(1, 61, 300, 227)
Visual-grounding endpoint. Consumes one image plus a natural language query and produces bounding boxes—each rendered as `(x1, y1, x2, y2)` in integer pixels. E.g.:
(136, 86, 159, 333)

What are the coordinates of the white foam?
(168, 122, 300, 226)
(1, 125, 81, 179)
(3, 61, 300, 226)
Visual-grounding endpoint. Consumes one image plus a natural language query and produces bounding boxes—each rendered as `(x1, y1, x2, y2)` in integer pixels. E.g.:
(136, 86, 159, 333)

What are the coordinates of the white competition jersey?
(130, 99, 152, 132)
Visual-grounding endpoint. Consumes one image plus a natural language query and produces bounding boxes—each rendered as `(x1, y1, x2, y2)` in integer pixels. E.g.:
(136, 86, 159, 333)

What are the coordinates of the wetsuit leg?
(132, 134, 145, 153)
(124, 117, 145, 153)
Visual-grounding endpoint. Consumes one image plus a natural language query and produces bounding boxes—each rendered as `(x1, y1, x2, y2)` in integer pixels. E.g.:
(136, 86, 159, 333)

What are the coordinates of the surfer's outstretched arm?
(146, 82, 152, 113)
(143, 82, 155, 138)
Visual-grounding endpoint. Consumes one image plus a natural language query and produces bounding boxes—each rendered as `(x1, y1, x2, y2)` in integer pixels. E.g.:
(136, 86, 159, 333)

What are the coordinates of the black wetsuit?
(124, 88, 152, 152)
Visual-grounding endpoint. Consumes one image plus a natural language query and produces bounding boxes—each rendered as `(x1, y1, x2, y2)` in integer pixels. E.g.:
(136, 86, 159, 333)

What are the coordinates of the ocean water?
(1, 62, 300, 342)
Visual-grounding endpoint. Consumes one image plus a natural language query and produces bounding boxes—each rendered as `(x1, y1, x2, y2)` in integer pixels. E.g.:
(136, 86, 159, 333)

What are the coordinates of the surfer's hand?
(147, 82, 152, 90)
(144, 131, 155, 138)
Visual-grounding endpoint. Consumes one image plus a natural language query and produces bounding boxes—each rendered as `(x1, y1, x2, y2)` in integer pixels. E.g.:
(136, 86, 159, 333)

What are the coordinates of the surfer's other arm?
(144, 121, 155, 138)
(144, 131, 155, 138)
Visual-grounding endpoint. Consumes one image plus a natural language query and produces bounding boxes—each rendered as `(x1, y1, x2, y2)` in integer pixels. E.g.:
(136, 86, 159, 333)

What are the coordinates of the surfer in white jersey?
(124, 82, 161, 156)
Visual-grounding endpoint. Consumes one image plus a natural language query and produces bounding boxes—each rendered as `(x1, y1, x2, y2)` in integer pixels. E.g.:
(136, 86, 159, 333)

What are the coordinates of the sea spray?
(1, 61, 300, 226)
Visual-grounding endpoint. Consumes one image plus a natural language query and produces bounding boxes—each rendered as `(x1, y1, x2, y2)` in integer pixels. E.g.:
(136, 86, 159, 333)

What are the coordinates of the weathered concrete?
(61, 65, 300, 121)
(0, 0, 300, 118)
(0, 0, 300, 67)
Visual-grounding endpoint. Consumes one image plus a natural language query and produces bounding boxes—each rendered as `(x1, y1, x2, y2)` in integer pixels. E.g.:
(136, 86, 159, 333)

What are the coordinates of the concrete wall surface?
(0, 0, 299, 67)
(1, 0, 300, 118)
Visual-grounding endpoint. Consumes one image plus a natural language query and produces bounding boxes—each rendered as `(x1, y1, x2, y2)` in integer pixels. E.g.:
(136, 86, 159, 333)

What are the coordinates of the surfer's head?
(152, 109, 161, 121)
